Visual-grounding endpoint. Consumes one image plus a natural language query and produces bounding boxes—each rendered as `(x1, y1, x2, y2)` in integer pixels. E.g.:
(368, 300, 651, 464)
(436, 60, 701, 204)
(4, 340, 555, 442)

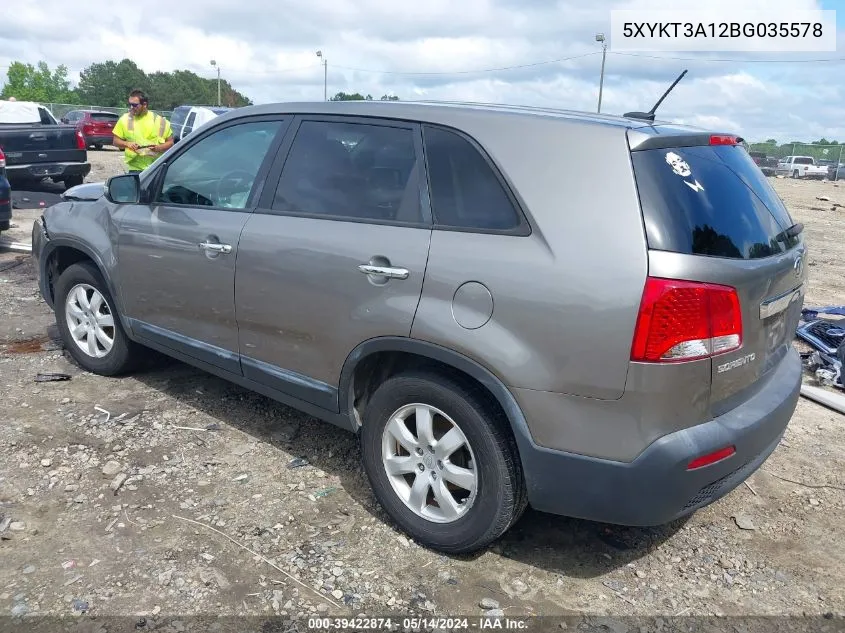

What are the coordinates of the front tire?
(360, 370, 526, 554)
(54, 262, 139, 376)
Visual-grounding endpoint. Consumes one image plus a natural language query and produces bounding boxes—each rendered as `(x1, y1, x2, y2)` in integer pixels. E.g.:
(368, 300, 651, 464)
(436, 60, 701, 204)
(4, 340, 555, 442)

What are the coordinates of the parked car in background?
(170, 105, 233, 142)
(61, 110, 120, 150)
(32, 101, 805, 554)
(0, 147, 11, 232)
(748, 151, 777, 176)
(0, 100, 90, 190)
(776, 155, 828, 179)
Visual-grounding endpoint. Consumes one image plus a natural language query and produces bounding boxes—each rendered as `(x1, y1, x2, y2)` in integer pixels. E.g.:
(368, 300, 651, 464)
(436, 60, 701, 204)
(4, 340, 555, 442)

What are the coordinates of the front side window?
(158, 120, 283, 209)
(272, 120, 423, 224)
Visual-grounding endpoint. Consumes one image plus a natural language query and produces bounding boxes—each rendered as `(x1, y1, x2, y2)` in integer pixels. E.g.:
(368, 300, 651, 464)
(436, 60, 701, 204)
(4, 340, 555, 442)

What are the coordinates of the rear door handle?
(357, 264, 409, 280)
(199, 241, 232, 254)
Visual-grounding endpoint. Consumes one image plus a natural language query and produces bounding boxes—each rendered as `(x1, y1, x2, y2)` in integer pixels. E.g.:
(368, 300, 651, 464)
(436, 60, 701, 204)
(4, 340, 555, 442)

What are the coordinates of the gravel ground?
(1, 153, 844, 623)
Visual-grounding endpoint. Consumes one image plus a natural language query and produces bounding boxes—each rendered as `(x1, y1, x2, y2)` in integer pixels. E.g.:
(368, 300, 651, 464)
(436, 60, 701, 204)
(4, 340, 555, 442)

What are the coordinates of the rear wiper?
(776, 222, 804, 242)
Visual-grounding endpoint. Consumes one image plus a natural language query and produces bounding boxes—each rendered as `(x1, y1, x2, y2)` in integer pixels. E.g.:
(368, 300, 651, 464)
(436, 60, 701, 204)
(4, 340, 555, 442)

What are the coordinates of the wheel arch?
(41, 239, 127, 329)
(338, 337, 537, 452)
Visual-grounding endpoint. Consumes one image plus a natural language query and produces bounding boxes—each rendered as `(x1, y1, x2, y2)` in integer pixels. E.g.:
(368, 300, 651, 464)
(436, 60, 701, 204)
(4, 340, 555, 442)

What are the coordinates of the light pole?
(595, 33, 607, 113)
(210, 59, 221, 106)
(316, 50, 327, 101)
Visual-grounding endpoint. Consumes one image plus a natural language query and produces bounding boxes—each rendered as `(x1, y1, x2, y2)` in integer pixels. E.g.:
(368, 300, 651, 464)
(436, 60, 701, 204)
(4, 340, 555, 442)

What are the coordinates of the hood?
(61, 181, 106, 202)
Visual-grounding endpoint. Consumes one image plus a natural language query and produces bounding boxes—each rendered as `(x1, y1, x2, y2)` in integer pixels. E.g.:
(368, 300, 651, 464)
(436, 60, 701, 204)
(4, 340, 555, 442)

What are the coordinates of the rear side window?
(631, 144, 798, 260)
(422, 125, 522, 232)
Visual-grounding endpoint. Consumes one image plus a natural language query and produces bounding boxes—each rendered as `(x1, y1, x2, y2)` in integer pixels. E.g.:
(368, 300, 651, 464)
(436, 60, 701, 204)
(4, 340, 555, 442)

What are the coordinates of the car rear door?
(628, 134, 807, 415)
(234, 115, 432, 409)
(116, 115, 290, 374)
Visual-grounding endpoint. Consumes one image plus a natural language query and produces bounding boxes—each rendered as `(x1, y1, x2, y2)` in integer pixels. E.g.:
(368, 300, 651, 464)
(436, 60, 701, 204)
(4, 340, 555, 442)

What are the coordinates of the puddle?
(2, 326, 63, 354)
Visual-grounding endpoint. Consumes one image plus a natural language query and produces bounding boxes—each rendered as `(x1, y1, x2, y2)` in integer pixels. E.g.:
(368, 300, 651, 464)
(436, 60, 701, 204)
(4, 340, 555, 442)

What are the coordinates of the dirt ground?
(1, 152, 844, 624)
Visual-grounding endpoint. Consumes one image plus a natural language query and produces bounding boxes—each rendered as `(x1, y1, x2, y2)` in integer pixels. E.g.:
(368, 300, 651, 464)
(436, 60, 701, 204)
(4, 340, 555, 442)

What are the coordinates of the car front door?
(117, 115, 289, 374)
(234, 116, 432, 410)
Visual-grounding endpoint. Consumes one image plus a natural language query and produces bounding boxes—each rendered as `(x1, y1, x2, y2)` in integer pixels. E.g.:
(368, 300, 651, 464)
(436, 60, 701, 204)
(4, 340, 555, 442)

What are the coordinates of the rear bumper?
(517, 347, 801, 525)
(83, 134, 113, 146)
(7, 162, 91, 181)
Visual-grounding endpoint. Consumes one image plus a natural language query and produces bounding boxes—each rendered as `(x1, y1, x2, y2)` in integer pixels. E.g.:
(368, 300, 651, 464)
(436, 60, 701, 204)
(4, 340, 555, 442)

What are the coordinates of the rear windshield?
(91, 113, 118, 121)
(631, 144, 798, 260)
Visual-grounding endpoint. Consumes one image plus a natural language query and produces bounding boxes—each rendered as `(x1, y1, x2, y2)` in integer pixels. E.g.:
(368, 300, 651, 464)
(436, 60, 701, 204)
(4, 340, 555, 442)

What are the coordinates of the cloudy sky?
(2, 0, 843, 143)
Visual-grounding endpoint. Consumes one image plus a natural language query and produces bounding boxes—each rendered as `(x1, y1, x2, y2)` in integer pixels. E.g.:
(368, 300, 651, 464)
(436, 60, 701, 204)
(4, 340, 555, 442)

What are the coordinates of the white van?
(170, 105, 233, 143)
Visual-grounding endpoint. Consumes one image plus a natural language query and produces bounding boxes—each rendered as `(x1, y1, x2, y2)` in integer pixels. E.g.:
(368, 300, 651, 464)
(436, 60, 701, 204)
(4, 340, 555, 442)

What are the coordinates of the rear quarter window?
(631, 144, 798, 260)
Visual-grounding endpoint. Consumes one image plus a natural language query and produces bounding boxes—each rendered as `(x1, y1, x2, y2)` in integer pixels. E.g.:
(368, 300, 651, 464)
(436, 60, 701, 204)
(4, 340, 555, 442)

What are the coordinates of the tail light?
(710, 134, 740, 146)
(0, 148, 5, 168)
(75, 130, 86, 150)
(631, 277, 743, 363)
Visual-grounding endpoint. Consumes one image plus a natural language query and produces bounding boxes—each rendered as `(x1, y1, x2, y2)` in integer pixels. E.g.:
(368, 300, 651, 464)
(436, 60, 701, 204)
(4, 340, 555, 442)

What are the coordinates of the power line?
(331, 52, 600, 75)
(1, 50, 844, 82)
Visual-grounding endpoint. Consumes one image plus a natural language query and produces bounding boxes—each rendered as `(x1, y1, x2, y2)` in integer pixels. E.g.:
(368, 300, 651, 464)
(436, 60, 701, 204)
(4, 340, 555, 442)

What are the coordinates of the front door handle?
(358, 264, 409, 280)
(199, 241, 232, 254)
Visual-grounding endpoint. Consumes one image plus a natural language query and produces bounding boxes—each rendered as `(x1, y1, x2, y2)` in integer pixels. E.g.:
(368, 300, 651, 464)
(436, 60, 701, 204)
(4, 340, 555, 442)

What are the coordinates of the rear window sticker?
(665, 151, 705, 192)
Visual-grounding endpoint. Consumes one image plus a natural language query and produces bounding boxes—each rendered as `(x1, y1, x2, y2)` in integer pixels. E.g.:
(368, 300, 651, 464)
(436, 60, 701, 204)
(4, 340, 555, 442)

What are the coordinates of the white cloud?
(0, 0, 842, 142)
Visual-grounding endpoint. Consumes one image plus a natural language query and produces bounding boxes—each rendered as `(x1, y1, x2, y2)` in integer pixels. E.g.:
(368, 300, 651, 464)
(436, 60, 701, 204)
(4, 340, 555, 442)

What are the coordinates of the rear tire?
(93, 144, 103, 150)
(792, 170, 799, 179)
(64, 175, 84, 189)
(54, 262, 140, 376)
(360, 370, 526, 554)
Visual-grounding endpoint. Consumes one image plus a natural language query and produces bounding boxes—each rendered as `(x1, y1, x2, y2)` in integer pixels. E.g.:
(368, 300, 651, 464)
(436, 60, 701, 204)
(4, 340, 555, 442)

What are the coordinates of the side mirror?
(104, 174, 141, 204)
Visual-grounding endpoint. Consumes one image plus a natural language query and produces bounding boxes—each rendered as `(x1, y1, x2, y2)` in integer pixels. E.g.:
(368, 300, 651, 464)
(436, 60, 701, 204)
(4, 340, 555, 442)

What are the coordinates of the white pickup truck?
(776, 155, 828, 179)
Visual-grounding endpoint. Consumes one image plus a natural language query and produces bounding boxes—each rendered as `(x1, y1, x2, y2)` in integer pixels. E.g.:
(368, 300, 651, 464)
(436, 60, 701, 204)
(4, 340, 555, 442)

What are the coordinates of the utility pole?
(316, 50, 327, 101)
(596, 33, 607, 113)
(210, 60, 221, 106)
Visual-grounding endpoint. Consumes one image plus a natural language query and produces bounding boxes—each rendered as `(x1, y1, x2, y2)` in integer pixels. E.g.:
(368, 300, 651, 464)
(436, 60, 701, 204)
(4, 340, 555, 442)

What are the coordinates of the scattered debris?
(102, 461, 122, 477)
(94, 406, 111, 423)
(110, 473, 128, 493)
(800, 384, 845, 415)
(34, 372, 71, 383)
(71, 598, 89, 613)
(171, 514, 342, 608)
(171, 424, 221, 432)
(287, 457, 309, 469)
(232, 474, 249, 482)
(732, 514, 757, 531)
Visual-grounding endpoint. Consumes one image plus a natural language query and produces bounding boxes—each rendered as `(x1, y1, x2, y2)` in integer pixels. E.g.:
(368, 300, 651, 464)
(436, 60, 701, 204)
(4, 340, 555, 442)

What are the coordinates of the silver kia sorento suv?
(32, 101, 806, 554)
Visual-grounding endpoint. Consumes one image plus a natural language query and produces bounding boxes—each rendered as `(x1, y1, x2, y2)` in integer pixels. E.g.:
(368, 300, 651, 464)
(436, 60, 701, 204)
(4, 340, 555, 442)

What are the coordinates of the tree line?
(0, 59, 252, 110)
(0, 61, 404, 112)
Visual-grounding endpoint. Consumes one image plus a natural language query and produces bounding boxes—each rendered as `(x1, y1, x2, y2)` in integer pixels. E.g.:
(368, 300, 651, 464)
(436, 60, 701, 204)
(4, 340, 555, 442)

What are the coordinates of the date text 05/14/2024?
(306, 616, 530, 630)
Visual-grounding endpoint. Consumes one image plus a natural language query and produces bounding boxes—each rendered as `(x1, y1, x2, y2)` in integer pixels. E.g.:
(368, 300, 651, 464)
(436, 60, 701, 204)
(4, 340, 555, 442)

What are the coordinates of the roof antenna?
(623, 69, 687, 122)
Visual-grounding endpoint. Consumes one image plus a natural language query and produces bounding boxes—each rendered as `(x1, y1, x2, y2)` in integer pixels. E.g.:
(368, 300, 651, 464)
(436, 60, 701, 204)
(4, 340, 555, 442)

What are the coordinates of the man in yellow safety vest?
(112, 89, 174, 173)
